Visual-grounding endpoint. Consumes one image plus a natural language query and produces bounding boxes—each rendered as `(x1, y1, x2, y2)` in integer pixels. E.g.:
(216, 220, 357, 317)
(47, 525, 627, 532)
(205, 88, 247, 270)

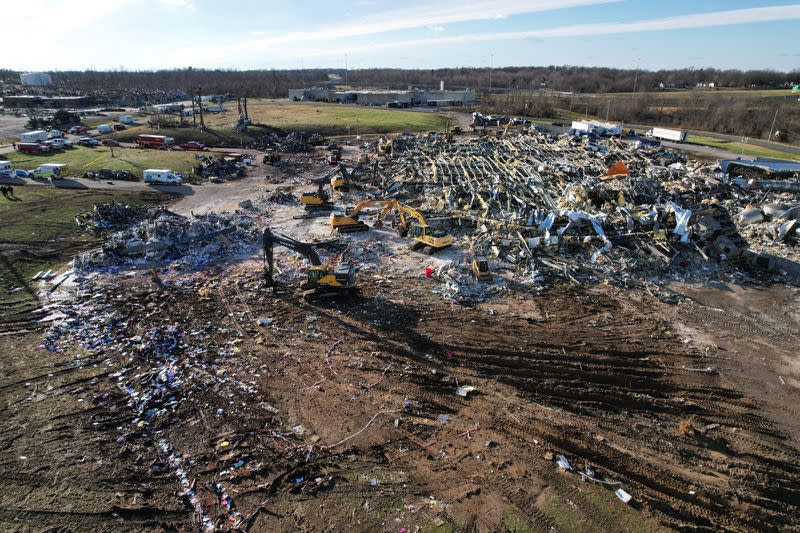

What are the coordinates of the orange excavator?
(329, 199, 392, 233)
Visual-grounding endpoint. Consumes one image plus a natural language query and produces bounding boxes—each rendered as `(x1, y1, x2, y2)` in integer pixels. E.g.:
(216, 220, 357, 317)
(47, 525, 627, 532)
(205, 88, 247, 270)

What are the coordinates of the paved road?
(0, 174, 196, 195)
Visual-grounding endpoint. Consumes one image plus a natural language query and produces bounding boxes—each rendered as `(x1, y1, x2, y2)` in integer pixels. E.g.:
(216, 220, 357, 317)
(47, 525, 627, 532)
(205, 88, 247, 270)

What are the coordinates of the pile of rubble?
(74, 210, 260, 271)
(193, 155, 247, 180)
(82, 169, 138, 181)
(247, 131, 320, 153)
(76, 201, 159, 233)
(371, 133, 800, 285)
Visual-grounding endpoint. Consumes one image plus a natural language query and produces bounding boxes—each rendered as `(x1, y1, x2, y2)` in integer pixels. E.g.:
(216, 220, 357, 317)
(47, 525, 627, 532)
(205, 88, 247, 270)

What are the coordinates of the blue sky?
(7, 0, 800, 71)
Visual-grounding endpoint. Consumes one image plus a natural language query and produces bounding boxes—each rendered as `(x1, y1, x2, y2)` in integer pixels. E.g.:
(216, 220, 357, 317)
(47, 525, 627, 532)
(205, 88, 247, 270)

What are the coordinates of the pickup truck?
(179, 141, 206, 151)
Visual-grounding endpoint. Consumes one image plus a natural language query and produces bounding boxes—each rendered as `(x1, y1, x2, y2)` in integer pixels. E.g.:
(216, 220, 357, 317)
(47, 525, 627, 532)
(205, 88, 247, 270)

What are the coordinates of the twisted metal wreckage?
(368, 132, 799, 283)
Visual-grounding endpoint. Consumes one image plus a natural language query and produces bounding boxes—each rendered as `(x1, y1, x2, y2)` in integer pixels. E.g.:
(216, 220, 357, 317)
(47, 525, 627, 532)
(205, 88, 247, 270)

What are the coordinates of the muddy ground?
(1, 263, 798, 532)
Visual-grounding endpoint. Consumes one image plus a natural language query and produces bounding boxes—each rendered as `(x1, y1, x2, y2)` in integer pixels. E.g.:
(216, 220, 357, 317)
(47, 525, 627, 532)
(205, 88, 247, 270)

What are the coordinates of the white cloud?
(160, 0, 194, 8)
(174, 0, 618, 60)
(428, 25, 445, 33)
(290, 5, 800, 59)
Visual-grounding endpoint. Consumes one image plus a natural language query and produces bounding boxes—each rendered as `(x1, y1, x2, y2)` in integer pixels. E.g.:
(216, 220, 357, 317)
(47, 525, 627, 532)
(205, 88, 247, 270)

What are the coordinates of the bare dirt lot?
(2, 266, 798, 532)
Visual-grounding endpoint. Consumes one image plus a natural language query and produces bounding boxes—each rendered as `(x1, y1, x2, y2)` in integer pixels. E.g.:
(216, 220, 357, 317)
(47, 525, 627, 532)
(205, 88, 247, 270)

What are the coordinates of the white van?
(31, 163, 67, 179)
(48, 129, 64, 139)
(96, 124, 113, 134)
(143, 169, 182, 185)
(0, 160, 13, 177)
(118, 114, 134, 124)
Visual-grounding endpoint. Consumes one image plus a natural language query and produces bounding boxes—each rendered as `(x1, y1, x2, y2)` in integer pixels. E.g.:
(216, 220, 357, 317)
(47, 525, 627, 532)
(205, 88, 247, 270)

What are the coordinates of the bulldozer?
(262, 228, 356, 298)
(330, 199, 391, 233)
(377, 199, 454, 253)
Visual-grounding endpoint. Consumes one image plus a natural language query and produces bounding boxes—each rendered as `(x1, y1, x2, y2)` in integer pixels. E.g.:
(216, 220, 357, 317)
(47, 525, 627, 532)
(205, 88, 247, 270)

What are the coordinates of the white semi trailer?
(650, 127, 688, 143)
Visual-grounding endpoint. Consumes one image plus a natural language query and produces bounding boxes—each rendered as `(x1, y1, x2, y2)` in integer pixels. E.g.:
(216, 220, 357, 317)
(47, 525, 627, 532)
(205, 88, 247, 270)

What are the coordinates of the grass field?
(5, 146, 200, 178)
(0, 187, 169, 312)
(105, 101, 449, 146)
(687, 135, 800, 161)
(587, 88, 797, 100)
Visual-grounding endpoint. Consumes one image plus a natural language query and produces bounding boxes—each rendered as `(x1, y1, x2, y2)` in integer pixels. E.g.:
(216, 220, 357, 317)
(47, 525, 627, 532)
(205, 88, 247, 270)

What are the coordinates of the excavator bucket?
(600, 161, 629, 181)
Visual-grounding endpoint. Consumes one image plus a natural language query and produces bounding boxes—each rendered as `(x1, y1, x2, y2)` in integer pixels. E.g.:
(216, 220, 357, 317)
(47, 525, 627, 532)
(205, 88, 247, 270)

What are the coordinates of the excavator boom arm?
(263, 228, 322, 285)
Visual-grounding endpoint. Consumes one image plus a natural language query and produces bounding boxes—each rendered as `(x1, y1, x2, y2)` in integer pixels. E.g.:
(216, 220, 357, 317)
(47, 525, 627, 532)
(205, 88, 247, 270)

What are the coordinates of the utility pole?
(632, 68, 639, 96)
(768, 106, 779, 141)
(605, 100, 611, 122)
(344, 54, 348, 87)
(488, 54, 494, 93)
(196, 88, 205, 130)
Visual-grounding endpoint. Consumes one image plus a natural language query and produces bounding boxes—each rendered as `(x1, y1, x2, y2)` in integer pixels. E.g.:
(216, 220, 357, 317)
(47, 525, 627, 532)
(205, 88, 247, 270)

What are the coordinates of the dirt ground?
(1, 144, 799, 532)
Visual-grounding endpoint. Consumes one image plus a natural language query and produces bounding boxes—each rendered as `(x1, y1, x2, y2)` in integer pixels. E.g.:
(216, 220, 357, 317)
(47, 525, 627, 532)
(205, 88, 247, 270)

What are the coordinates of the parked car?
(113, 124, 127, 131)
(77, 137, 101, 147)
(179, 141, 206, 151)
(68, 126, 88, 134)
(101, 139, 120, 147)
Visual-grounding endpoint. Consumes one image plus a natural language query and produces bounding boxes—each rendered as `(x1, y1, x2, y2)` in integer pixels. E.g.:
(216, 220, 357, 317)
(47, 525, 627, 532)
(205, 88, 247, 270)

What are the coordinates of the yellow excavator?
(472, 256, 491, 281)
(299, 175, 335, 211)
(330, 199, 391, 233)
(377, 199, 454, 253)
(262, 228, 356, 298)
(330, 163, 352, 192)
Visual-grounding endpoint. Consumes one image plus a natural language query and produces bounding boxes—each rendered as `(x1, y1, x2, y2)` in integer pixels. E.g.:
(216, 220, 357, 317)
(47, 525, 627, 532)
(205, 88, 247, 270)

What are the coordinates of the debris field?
(2, 130, 799, 532)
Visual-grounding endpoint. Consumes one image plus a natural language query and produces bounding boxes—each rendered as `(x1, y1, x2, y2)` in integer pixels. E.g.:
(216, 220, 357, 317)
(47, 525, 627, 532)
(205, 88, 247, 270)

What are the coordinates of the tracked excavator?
(330, 163, 352, 192)
(329, 199, 392, 233)
(262, 228, 356, 298)
(377, 199, 454, 253)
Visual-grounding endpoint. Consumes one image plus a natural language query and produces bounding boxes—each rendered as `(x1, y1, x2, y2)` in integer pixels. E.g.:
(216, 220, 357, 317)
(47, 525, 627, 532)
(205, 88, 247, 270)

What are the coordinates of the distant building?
(20, 72, 52, 87)
(1, 95, 93, 108)
(288, 87, 476, 107)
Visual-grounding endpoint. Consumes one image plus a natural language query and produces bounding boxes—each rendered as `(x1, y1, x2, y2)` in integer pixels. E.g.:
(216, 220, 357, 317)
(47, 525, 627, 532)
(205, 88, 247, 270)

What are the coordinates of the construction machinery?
(299, 168, 339, 211)
(330, 163, 352, 192)
(330, 199, 391, 233)
(262, 228, 356, 298)
(377, 199, 454, 253)
(472, 256, 491, 281)
(263, 149, 280, 165)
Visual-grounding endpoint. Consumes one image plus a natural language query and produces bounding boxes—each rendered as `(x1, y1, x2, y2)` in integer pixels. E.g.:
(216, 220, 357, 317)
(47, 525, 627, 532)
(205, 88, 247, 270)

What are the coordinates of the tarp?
(600, 161, 629, 180)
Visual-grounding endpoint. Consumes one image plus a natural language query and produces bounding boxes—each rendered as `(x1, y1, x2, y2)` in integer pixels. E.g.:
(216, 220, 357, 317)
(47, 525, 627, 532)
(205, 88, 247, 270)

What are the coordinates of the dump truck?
(650, 127, 687, 143)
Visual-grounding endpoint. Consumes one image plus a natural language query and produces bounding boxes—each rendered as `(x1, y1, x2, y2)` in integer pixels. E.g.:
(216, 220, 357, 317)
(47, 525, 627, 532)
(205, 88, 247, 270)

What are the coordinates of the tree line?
(1, 66, 797, 98)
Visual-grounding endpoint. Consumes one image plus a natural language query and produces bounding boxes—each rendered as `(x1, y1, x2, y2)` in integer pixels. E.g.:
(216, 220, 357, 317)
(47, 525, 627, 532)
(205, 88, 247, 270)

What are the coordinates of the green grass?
(5, 146, 200, 178)
(0, 187, 170, 311)
(105, 101, 448, 146)
(687, 135, 800, 161)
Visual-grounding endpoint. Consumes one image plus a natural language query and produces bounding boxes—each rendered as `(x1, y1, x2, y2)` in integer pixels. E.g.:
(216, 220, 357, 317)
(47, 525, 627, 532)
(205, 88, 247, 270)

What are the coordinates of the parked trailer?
(118, 114, 134, 124)
(650, 127, 687, 143)
(20, 130, 49, 143)
(143, 169, 182, 184)
(96, 124, 113, 134)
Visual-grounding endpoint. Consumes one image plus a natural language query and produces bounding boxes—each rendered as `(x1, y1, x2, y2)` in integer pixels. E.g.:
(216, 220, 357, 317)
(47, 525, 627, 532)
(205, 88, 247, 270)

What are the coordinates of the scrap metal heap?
(371, 132, 800, 284)
(74, 210, 260, 270)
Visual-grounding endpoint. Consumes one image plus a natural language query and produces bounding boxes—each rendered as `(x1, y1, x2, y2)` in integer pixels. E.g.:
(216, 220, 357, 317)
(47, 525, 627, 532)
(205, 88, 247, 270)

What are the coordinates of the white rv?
(118, 115, 134, 124)
(20, 130, 49, 143)
(143, 169, 182, 185)
(0, 160, 13, 177)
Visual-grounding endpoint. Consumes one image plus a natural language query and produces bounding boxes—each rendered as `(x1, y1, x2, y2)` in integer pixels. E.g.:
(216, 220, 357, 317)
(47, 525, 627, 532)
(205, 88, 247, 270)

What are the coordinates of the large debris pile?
(76, 201, 158, 232)
(247, 131, 319, 153)
(193, 155, 247, 180)
(74, 210, 260, 271)
(82, 169, 138, 181)
(373, 133, 800, 284)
